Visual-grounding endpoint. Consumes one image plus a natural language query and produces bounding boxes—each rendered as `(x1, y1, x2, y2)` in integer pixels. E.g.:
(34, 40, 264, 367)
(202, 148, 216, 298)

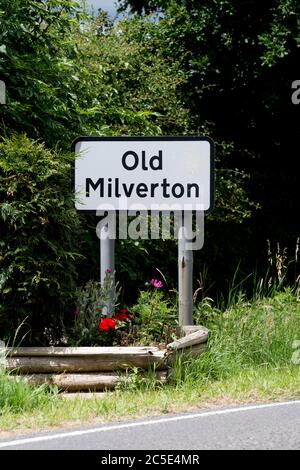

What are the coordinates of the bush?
(131, 284, 177, 345)
(69, 275, 121, 346)
(0, 135, 83, 345)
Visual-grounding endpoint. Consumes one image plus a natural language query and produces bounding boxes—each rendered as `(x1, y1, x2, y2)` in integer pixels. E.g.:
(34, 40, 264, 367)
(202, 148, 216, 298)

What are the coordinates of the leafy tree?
(0, 1, 189, 146)
(117, 0, 300, 287)
(74, 12, 259, 299)
(0, 135, 84, 344)
(0, 0, 90, 148)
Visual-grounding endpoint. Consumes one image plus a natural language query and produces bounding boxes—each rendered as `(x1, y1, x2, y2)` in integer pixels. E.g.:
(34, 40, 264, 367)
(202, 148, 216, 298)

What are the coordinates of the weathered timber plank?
(6, 346, 161, 357)
(166, 328, 208, 351)
(15, 370, 168, 392)
(5, 352, 166, 373)
(19, 372, 118, 391)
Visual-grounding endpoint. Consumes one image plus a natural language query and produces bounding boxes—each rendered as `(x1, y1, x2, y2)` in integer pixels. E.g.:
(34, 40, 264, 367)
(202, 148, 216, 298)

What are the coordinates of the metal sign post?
(178, 230, 193, 326)
(99, 219, 115, 316)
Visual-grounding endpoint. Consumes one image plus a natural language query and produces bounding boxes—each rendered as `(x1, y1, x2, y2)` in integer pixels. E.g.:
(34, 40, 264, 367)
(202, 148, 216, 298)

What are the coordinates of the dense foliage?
(0, 0, 88, 148)
(0, 135, 83, 344)
(118, 0, 300, 286)
(0, 1, 299, 343)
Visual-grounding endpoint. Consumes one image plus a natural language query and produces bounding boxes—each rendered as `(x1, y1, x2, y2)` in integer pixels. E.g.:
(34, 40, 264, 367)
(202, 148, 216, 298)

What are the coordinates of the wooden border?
(4, 327, 209, 391)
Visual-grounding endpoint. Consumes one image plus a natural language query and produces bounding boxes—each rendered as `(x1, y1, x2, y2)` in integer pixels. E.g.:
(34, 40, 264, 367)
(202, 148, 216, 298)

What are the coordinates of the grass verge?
(0, 289, 299, 434)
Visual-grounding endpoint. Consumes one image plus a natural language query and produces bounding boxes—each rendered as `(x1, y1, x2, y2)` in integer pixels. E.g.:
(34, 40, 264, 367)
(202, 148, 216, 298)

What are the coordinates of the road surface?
(0, 401, 299, 450)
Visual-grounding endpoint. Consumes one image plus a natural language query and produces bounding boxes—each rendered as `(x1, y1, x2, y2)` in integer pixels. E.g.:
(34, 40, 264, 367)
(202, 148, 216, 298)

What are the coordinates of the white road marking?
(0, 400, 299, 448)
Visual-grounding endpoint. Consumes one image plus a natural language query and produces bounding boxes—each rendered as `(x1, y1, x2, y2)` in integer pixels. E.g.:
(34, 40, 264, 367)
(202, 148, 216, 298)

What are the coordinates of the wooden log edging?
(7, 346, 161, 357)
(13, 370, 168, 392)
(167, 327, 209, 351)
(5, 346, 166, 373)
(4, 326, 209, 392)
(165, 327, 209, 364)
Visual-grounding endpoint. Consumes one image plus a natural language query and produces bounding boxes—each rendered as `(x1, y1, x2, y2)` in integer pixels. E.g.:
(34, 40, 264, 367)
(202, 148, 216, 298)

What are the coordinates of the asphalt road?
(0, 401, 299, 450)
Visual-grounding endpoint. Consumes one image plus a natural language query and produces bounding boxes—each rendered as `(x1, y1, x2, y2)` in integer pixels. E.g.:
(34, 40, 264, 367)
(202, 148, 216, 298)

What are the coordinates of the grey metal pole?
(178, 214, 193, 326)
(100, 221, 115, 316)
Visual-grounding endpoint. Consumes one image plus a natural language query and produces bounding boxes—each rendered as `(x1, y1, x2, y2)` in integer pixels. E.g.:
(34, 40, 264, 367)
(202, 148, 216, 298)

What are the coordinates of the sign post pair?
(73, 137, 215, 325)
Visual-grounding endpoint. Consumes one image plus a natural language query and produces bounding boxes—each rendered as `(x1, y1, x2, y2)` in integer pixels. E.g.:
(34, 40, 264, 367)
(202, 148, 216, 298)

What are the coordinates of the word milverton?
(86, 177, 200, 199)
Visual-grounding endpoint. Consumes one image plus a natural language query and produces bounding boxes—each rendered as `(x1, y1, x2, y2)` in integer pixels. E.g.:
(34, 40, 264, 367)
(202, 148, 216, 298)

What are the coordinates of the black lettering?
(161, 178, 170, 198)
(122, 151, 139, 170)
(141, 150, 148, 170)
(187, 183, 199, 198)
(149, 150, 163, 170)
(115, 178, 121, 197)
(172, 183, 184, 198)
(122, 182, 135, 197)
(150, 183, 159, 197)
(136, 183, 148, 197)
(108, 177, 112, 197)
(85, 178, 103, 197)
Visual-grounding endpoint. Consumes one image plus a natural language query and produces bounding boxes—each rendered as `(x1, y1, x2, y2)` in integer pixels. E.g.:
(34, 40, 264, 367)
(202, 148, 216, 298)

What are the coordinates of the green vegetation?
(0, 0, 299, 431)
(0, 290, 298, 432)
(0, 135, 83, 344)
(1, 1, 299, 342)
(117, 0, 300, 297)
(131, 286, 177, 345)
(0, 368, 58, 415)
(63, 278, 177, 347)
(175, 289, 300, 383)
(70, 275, 121, 346)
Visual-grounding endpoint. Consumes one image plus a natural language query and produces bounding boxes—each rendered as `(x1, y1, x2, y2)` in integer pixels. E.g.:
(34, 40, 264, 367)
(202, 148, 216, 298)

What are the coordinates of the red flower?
(99, 317, 116, 331)
(113, 309, 132, 322)
(114, 312, 128, 321)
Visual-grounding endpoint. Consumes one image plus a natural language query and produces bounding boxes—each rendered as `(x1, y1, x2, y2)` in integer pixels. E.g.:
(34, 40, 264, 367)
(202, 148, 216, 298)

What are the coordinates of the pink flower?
(105, 268, 113, 274)
(73, 308, 80, 317)
(151, 279, 163, 289)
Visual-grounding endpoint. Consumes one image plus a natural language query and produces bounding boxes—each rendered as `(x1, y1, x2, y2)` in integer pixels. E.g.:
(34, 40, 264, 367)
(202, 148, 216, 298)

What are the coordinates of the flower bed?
(4, 327, 208, 392)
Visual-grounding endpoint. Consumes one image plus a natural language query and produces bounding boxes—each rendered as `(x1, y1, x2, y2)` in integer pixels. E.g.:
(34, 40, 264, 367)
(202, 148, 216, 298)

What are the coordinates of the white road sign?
(73, 137, 214, 212)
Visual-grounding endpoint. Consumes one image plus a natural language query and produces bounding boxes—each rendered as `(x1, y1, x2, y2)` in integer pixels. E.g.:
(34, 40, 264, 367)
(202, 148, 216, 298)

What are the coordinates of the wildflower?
(73, 308, 80, 317)
(113, 309, 132, 322)
(105, 268, 113, 274)
(114, 312, 128, 321)
(99, 317, 116, 331)
(151, 279, 163, 289)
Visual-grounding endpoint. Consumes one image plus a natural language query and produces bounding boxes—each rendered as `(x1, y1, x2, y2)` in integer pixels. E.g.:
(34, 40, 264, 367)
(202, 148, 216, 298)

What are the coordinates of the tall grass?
(0, 322, 58, 415)
(0, 369, 58, 414)
(171, 288, 300, 387)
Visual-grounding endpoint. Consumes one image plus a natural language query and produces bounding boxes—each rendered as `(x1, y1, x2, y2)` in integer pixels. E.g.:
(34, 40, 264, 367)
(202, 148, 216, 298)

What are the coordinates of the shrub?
(69, 275, 121, 346)
(131, 283, 177, 345)
(0, 135, 83, 345)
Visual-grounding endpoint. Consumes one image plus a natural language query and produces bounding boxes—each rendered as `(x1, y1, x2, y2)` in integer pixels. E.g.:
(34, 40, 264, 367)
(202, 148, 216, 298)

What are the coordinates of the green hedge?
(0, 135, 83, 345)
